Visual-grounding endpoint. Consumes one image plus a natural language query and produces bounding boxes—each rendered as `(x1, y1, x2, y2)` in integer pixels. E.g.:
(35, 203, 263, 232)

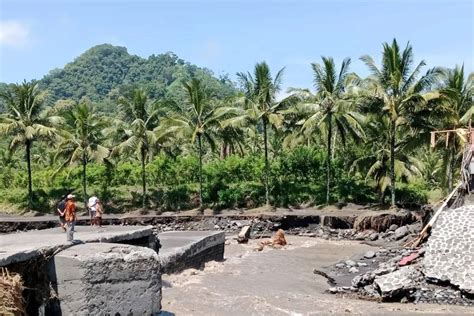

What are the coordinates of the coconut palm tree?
(55, 101, 109, 204)
(288, 57, 364, 204)
(351, 117, 423, 203)
(114, 88, 164, 210)
(356, 39, 441, 207)
(230, 62, 286, 205)
(434, 65, 474, 191)
(158, 78, 230, 208)
(0, 81, 58, 209)
(218, 125, 246, 158)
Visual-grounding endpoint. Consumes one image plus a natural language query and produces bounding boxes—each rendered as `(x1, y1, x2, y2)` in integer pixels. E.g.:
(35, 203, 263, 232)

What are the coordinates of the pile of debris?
(154, 217, 422, 245)
(325, 246, 473, 305)
(293, 222, 421, 243)
(0, 268, 25, 315)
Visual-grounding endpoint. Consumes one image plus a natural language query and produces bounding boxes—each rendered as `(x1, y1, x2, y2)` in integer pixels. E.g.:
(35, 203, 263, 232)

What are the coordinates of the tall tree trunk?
(82, 151, 87, 207)
(26, 140, 33, 210)
(379, 189, 385, 204)
(220, 143, 225, 159)
(263, 119, 270, 206)
(390, 119, 396, 207)
(447, 145, 455, 192)
(198, 134, 203, 208)
(331, 128, 337, 159)
(141, 147, 147, 210)
(326, 113, 332, 204)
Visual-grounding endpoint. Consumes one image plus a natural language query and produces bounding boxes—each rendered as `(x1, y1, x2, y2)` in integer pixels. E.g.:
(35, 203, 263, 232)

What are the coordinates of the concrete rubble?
(319, 200, 474, 306)
(237, 225, 251, 243)
(152, 210, 424, 243)
(47, 243, 161, 316)
(374, 266, 422, 298)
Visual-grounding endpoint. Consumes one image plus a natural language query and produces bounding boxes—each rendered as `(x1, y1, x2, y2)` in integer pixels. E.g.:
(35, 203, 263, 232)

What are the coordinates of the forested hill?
(31, 44, 236, 104)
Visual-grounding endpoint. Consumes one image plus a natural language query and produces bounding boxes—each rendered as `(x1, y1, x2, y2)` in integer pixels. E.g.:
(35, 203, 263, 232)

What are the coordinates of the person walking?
(95, 199, 104, 228)
(88, 195, 99, 226)
(64, 194, 77, 241)
(57, 195, 67, 232)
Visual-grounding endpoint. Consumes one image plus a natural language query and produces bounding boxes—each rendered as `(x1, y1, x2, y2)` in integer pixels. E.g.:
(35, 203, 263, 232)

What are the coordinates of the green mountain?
(34, 44, 236, 104)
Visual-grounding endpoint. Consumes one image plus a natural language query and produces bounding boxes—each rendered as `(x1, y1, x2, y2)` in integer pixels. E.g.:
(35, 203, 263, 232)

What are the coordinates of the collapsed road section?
(0, 226, 225, 315)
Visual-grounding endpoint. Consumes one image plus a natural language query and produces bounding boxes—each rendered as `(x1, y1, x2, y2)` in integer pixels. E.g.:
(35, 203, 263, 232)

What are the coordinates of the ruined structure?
(424, 204, 474, 294)
(47, 243, 161, 315)
(0, 227, 225, 314)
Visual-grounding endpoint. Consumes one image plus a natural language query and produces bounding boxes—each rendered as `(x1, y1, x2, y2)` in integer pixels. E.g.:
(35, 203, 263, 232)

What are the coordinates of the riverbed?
(161, 236, 473, 315)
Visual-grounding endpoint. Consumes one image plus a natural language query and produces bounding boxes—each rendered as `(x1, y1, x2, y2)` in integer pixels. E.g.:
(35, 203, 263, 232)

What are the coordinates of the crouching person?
(64, 194, 77, 241)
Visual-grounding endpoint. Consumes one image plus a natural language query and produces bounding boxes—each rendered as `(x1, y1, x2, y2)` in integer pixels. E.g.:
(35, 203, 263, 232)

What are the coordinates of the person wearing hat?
(95, 199, 104, 228)
(88, 195, 99, 226)
(64, 194, 77, 241)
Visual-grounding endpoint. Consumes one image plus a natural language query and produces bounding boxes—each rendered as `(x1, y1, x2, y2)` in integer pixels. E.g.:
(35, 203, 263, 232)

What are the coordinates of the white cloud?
(0, 20, 30, 48)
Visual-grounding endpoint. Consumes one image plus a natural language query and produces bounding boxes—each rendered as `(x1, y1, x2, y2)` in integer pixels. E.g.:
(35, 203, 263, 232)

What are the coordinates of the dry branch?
(0, 268, 25, 316)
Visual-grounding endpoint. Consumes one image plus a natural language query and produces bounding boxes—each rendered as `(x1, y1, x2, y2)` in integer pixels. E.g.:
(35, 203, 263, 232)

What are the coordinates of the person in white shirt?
(88, 196, 99, 226)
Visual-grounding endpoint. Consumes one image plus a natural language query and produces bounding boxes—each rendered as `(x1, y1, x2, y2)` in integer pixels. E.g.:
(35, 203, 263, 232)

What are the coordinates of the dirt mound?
(354, 210, 416, 232)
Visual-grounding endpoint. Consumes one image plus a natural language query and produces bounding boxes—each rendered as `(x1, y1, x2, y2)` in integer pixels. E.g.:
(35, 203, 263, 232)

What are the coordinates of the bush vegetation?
(0, 148, 425, 213)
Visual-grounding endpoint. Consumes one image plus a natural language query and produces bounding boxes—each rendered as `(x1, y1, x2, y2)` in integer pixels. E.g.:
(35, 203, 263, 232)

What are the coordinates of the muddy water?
(161, 236, 473, 315)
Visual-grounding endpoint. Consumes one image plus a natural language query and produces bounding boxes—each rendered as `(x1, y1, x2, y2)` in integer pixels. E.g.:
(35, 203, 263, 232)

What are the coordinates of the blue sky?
(0, 0, 473, 93)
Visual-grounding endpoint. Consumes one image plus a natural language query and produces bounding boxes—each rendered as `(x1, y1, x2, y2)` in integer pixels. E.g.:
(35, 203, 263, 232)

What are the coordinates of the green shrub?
(395, 181, 429, 207)
(217, 181, 265, 208)
(161, 184, 199, 211)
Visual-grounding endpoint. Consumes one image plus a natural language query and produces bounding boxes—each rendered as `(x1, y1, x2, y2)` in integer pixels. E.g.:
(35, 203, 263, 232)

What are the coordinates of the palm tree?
(55, 102, 109, 204)
(159, 78, 230, 208)
(0, 81, 57, 209)
(434, 65, 474, 191)
(232, 62, 285, 205)
(351, 117, 423, 202)
(356, 39, 440, 207)
(114, 88, 163, 210)
(288, 57, 364, 204)
(218, 125, 246, 158)
(418, 148, 443, 188)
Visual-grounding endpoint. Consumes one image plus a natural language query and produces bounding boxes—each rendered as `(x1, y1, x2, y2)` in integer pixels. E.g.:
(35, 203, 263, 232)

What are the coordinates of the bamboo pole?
(405, 182, 462, 248)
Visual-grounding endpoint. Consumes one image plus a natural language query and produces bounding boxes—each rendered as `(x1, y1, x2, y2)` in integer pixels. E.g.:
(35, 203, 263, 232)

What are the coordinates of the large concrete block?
(49, 243, 161, 315)
(158, 231, 225, 273)
(374, 266, 422, 298)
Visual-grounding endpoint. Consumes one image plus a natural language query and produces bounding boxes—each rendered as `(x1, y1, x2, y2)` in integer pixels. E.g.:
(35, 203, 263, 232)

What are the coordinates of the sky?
(0, 0, 473, 93)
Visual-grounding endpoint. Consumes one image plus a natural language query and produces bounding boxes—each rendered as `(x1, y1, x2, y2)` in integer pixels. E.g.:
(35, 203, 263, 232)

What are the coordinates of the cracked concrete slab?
(0, 225, 154, 266)
(374, 266, 422, 298)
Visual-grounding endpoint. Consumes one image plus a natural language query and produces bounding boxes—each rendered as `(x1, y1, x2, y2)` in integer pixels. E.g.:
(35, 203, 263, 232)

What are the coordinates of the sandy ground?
(161, 236, 472, 316)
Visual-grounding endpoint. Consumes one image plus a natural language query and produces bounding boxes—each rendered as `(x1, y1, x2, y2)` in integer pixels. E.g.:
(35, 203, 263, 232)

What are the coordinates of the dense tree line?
(0, 39, 472, 212)
(1, 44, 235, 105)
